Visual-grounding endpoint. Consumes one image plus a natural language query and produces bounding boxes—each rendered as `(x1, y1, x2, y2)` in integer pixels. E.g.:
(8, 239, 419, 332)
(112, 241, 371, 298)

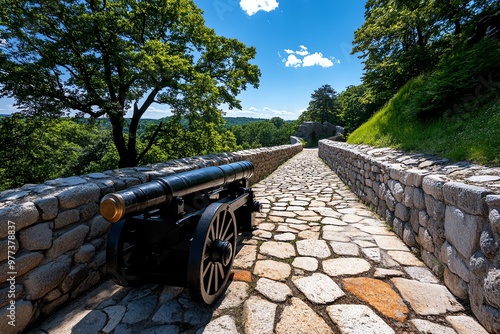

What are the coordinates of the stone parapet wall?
(0, 142, 302, 333)
(319, 140, 500, 333)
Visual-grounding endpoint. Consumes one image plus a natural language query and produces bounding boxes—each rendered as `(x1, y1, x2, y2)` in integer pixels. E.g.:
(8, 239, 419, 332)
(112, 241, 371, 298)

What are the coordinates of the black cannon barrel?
(100, 161, 254, 223)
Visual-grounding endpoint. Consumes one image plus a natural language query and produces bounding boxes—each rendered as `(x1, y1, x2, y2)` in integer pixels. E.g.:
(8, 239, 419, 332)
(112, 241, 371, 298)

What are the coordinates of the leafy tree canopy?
(352, 0, 496, 106)
(298, 84, 341, 125)
(0, 0, 260, 167)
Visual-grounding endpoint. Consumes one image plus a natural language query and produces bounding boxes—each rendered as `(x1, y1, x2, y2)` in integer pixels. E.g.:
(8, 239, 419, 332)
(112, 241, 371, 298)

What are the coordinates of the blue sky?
(0, 0, 367, 121)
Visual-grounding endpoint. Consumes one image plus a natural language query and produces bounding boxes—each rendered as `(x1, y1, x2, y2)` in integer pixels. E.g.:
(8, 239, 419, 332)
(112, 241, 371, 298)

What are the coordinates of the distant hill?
(223, 117, 268, 127)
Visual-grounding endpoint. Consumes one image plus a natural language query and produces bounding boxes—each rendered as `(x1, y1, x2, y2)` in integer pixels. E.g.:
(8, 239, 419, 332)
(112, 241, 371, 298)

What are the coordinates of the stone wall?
(0, 142, 302, 333)
(319, 140, 500, 333)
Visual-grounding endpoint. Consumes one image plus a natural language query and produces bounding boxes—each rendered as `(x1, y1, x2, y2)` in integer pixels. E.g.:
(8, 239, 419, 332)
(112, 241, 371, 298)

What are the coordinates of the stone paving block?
(296, 239, 331, 258)
(293, 273, 345, 304)
(323, 258, 371, 276)
(243, 296, 276, 334)
(392, 278, 464, 315)
(387, 250, 425, 266)
(216, 281, 249, 310)
(446, 315, 489, 334)
(327, 304, 395, 334)
(372, 235, 409, 251)
(403, 266, 439, 283)
(342, 277, 409, 321)
(259, 241, 296, 259)
(200, 315, 238, 334)
(233, 245, 257, 269)
(411, 319, 457, 334)
(253, 260, 291, 281)
(329, 241, 359, 256)
(276, 297, 334, 334)
(255, 278, 292, 302)
(292, 256, 319, 271)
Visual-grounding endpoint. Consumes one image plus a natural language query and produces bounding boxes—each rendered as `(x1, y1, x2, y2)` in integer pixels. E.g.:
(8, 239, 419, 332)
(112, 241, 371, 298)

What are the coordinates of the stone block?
(79, 203, 99, 221)
(0, 238, 18, 262)
(46, 225, 90, 259)
(0, 299, 33, 334)
(0, 252, 43, 283)
(56, 183, 100, 209)
(490, 208, 500, 235)
(445, 206, 484, 259)
(89, 215, 111, 239)
(418, 210, 429, 228)
(441, 241, 470, 283)
(395, 203, 410, 221)
(413, 188, 425, 210)
(402, 169, 427, 187)
(403, 185, 414, 207)
(74, 243, 96, 264)
(417, 227, 434, 253)
(403, 223, 416, 247)
(34, 196, 58, 220)
(54, 209, 80, 229)
(388, 164, 402, 180)
(61, 264, 89, 293)
(422, 175, 446, 201)
(428, 218, 445, 246)
(486, 194, 500, 207)
(393, 218, 404, 238)
(443, 182, 491, 216)
(388, 180, 404, 203)
(444, 268, 469, 300)
(480, 229, 499, 259)
(425, 195, 445, 222)
(0, 203, 39, 238)
(24, 255, 71, 300)
(483, 268, 500, 309)
(19, 223, 52, 250)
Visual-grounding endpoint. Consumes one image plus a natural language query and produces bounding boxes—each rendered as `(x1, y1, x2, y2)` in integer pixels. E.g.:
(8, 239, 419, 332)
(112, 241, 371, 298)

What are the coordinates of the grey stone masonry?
(319, 140, 500, 333)
(25, 149, 487, 334)
(0, 142, 302, 333)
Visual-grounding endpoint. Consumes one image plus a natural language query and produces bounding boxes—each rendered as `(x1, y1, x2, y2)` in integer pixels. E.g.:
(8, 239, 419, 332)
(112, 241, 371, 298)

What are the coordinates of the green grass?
(348, 77, 500, 166)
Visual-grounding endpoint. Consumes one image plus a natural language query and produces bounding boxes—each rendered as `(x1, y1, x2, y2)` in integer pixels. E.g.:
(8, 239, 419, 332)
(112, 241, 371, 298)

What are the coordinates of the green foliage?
(140, 116, 241, 163)
(352, 0, 496, 107)
(298, 84, 342, 125)
(338, 84, 376, 134)
(0, 0, 260, 167)
(348, 74, 500, 165)
(229, 118, 297, 149)
(0, 116, 114, 190)
(405, 38, 500, 120)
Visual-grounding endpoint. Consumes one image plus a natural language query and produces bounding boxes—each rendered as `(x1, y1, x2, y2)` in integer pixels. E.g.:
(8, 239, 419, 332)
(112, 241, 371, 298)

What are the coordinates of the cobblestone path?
(30, 149, 489, 334)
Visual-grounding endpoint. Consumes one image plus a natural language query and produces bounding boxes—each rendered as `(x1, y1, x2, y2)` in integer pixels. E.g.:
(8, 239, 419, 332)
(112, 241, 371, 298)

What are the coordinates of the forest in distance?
(0, 115, 300, 191)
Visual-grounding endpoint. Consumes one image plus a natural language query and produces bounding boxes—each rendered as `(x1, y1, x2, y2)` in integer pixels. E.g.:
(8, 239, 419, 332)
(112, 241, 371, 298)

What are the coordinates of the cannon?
(99, 161, 260, 304)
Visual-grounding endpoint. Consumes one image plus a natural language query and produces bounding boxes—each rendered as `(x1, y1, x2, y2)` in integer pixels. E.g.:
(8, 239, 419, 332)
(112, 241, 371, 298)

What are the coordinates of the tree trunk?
(108, 111, 137, 168)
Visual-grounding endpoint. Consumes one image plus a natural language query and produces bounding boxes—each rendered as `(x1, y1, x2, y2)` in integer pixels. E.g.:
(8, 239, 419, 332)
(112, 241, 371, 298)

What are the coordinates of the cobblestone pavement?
(29, 149, 490, 334)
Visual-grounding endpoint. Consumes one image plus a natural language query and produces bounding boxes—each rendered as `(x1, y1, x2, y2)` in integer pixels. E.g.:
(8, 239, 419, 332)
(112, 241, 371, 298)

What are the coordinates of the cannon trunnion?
(100, 161, 260, 305)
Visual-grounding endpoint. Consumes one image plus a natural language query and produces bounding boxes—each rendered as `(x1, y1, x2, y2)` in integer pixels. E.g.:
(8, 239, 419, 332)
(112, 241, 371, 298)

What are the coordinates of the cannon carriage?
(99, 161, 260, 304)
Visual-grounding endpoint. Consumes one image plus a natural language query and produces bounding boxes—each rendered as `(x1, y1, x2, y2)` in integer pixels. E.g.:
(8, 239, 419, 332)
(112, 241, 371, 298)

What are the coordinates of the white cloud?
(303, 52, 334, 68)
(280, 45, 337, 69)
(225, 106, 300, 120)
(296, 45, 309, 56)
(240, 0, 279, 16)
(284, 55, 302, 68)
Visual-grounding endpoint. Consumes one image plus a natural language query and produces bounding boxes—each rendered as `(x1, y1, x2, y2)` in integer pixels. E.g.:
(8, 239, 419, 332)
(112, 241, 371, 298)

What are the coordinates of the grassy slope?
(348, 76, 500, 166)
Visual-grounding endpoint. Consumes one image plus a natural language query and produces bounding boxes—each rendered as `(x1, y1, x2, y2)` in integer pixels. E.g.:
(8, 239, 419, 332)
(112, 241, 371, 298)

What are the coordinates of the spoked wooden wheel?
(106, 220, 141, 286)
(187, 202, 237, 304)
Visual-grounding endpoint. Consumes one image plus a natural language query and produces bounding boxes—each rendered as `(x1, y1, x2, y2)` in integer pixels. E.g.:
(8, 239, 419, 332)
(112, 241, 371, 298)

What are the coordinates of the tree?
(0, 0, 260, 167)
(352, 0, 496, 106)
(338, 84, 375, 134)
(299, 84, 341, 125)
